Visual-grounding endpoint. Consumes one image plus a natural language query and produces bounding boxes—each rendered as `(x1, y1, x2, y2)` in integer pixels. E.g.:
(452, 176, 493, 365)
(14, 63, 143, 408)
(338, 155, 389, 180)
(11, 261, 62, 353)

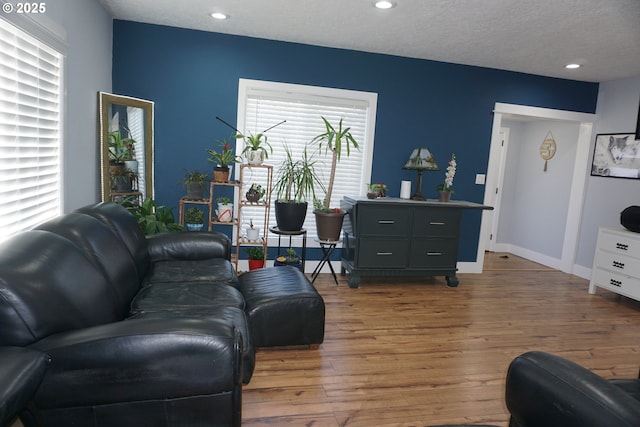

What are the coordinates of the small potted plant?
(215, 196, 233, 223)
(436, 153, 456, 202)
(184, 207, 205, 231)
(311, 117, 359, 241)
(245, 183, 265, 203)
(275, 247, 301, 269)
(182, 170, 209, 199)
(110, 168, 137, 193)
(238, 132, 273, 165)
(207, 137, 242, 182)
(245, 246, 265, 270)
(367, 183, 387, 199)
(108, 129, 136, 174)
(246, 219, 260, 241)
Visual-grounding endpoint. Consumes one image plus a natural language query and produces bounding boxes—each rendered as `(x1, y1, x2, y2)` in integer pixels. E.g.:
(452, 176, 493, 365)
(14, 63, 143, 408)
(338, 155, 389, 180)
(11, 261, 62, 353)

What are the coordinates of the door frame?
(476, 102, 595, 274)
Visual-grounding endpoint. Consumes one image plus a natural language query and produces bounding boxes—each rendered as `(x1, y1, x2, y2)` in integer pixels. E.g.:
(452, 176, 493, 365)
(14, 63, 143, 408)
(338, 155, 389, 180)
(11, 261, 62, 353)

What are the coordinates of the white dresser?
(589, 226, 640, 301)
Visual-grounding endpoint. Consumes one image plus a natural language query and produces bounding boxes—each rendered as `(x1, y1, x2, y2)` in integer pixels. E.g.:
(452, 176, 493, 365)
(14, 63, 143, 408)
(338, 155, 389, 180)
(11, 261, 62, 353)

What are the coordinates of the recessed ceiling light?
(210, 12, 228, 20)
(375, 1, 396, 9)
(565, 63, 581, 69)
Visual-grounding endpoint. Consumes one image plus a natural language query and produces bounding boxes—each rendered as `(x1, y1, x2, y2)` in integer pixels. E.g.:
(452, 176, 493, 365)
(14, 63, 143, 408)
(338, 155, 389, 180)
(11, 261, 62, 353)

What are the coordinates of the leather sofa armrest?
(146, 231, 231, 262)
(0, 347, 49, 426)
(28, 317, 242, 409)
(506, 351, 640, 427)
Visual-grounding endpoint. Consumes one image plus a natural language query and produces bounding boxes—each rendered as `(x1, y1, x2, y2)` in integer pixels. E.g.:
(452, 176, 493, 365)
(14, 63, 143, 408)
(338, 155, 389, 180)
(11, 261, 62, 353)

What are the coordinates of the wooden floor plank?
(243, 253, 640, 426)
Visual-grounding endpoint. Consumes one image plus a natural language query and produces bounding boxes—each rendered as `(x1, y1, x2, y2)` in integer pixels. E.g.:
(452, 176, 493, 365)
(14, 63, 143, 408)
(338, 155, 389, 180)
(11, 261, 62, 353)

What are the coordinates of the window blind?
(0, 17, 62, 239)
(237, 79, 377, 241)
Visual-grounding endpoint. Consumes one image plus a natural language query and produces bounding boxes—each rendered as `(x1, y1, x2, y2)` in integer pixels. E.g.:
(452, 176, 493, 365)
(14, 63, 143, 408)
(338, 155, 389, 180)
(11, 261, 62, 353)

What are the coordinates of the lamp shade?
(402, 148, 439, 171)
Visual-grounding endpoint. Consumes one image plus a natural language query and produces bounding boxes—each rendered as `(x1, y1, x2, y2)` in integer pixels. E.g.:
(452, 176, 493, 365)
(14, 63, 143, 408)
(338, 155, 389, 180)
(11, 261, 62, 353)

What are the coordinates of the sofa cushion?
(130, 282, 245, 313)
(0, 231, 119, 346)
(36, 212, 140, 317)
(145, 259, 239, 287)
(75, 202, 151, 282)
(128, 306, 255, 384)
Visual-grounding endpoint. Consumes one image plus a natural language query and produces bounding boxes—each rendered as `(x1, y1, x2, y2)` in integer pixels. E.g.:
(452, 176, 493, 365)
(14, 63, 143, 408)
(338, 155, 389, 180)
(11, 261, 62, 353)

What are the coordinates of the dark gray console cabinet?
(340, 196, 491, 288)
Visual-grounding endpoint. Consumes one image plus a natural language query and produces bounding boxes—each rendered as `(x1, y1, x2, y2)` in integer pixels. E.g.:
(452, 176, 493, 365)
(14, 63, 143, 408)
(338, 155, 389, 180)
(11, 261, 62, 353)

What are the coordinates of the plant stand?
(311, 238, 341, 285)
(269, 227, 307, 272)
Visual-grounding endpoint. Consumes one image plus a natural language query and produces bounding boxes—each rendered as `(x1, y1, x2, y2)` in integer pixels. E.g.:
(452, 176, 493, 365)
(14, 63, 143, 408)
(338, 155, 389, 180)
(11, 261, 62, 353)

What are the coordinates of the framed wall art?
(591, 133, 640, 179)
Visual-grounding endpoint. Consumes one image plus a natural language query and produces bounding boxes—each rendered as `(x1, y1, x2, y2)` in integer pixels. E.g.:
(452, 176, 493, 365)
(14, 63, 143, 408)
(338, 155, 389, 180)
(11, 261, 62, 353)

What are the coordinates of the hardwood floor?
(243, 253, 640, 426)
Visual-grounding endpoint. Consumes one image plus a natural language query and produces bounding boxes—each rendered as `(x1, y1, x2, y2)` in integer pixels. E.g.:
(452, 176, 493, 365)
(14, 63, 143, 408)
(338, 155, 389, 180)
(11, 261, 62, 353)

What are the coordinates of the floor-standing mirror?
(99, 92, 154, 203)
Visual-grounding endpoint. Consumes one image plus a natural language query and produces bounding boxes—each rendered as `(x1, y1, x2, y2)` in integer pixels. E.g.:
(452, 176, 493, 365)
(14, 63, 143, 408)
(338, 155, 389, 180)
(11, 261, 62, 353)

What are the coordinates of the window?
(0, 17, 63, 240)
(236, 79, 378, 241)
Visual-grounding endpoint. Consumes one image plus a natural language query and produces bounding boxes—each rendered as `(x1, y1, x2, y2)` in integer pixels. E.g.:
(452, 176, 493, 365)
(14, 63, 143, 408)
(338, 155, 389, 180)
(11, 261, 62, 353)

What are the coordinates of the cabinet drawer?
(597, 230, 640, 259)
(357, 238, 408, 268)
(358, 206, 411, 237)
(594, 249, 640, 278)
(409, 238, 458, 268)
(592, 267, 640, 300)
(412, 208, 461, 237)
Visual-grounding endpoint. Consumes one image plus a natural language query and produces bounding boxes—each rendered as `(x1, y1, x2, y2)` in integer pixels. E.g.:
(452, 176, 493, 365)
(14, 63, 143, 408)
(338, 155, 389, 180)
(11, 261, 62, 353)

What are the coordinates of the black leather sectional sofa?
(0, 202, 325, 427)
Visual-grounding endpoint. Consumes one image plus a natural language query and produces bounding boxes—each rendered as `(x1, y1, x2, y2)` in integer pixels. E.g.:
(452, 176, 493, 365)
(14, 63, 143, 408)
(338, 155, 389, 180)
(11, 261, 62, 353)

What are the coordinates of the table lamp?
(402, 148, 439, 200)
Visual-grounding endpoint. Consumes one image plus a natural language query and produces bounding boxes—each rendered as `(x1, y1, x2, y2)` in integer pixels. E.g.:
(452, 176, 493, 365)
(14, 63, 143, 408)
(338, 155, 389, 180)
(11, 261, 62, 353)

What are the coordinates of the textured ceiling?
(98, 0, 640, 83)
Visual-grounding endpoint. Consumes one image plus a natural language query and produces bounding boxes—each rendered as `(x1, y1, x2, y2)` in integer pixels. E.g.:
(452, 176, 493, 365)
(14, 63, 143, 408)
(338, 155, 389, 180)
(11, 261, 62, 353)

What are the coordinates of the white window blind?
(237, 79, 377, 241)
(0, 17, 62, 239)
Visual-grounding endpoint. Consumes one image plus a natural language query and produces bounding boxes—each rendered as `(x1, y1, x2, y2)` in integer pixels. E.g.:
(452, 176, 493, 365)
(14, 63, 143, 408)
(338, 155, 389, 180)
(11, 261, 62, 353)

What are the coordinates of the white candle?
(400, 180, 411, 199)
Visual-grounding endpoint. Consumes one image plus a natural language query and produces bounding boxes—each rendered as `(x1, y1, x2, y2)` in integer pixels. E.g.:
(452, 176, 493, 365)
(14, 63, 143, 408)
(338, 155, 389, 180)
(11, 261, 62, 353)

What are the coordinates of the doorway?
(476, 103, 595, 275)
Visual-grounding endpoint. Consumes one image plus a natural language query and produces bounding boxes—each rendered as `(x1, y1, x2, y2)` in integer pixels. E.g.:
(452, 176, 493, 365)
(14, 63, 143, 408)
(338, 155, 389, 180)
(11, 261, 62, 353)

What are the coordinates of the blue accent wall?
(113, 20, 598, 262)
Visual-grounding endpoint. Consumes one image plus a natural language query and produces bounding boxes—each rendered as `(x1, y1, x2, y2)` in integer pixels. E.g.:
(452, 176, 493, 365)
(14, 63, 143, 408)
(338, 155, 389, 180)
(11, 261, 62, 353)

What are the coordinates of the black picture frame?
(591, 133, 640, 179)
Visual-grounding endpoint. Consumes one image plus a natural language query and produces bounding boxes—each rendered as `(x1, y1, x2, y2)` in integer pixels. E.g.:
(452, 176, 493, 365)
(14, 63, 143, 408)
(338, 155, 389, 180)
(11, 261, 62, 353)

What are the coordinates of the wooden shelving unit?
(235, 164, 273, 271)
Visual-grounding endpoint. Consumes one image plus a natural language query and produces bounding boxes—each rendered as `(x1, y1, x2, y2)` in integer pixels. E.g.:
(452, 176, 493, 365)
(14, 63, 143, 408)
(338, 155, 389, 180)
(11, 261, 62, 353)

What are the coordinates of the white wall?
(45, 0, 112, 212)
(576, 76, 640, 269)
(497, 119, 580, 259)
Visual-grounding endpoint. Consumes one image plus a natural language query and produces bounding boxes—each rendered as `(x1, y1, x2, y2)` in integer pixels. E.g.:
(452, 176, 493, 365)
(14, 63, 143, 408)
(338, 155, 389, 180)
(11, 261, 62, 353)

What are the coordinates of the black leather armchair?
(505, 351, 640, 427)
(431, 351, 640, 427)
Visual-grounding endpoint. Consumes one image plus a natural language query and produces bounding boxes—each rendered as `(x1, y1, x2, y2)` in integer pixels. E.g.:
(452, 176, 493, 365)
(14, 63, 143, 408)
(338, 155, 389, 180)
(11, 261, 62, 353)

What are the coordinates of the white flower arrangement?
(442, 153, 456, 191)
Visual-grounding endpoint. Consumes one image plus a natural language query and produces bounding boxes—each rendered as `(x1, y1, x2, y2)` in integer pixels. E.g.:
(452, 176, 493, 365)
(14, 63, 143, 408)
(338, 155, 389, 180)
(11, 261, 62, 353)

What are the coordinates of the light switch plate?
(475, 174, 486, 185)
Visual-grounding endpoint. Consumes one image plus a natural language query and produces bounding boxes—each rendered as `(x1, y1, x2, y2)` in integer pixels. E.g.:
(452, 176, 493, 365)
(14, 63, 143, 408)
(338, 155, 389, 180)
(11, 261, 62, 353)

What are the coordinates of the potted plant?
(237, 132, 273, 165)
(245, 183, 265, 203)
(207, 137, 242, 182)
(108, 129, 136, 174)
(273, 144, 324, 231)
(245, 246, 265, 270)
(184, 207, 205, 231)
(215, 197, 234, 223)
(123, 198, 184, 235)
(246, 219, 260, 241)
(183, 170, 209, 199)
(436, 153, 456, 202)
(110, 168, 137, 193)
(310, 117, 359, 241)
(275, 247, 302, 269)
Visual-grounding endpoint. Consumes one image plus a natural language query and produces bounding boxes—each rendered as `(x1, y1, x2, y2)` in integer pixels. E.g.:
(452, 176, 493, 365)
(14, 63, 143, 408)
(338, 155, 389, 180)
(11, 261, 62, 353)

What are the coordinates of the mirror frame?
(98, 92, 154, 202)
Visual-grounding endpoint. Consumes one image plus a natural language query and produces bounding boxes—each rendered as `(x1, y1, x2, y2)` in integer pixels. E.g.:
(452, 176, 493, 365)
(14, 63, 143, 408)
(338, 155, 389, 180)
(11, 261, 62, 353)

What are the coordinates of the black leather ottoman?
(237, 266, 325, 348)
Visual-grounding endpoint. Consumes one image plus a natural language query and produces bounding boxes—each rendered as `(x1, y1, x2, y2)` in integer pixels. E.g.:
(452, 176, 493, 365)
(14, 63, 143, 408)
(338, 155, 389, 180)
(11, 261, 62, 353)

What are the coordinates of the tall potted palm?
(273, 144, 324, 231)
(311, 117, 359, 241)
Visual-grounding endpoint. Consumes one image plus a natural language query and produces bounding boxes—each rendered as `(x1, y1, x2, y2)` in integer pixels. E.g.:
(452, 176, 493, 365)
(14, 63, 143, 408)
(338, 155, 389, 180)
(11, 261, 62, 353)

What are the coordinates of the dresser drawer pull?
(612, 260, 625, 269)
(378, 220, 395, 224)
(429, 221, 446, 226)
(609, 278, 622, 287)
(427, 252, 443, 256)
(615, 242, 629, 251)
(376, 252, 393, 256)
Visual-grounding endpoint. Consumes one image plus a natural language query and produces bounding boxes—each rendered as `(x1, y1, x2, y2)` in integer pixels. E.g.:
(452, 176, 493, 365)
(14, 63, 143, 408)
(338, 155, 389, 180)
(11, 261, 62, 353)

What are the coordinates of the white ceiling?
(98, 0, 640, 83)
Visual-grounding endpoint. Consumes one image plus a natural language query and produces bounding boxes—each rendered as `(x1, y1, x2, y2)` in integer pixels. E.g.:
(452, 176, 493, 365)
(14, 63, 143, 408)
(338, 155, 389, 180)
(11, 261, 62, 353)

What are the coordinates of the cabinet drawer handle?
(612, 260, 625, 269)
(615, 242, 629, 251)
(429, 221, 446, 225)
(427, 252, 442, 256)
(609, 278, 622, 287)
(376, 252, 393, 256)
(378, 220, 395, 224)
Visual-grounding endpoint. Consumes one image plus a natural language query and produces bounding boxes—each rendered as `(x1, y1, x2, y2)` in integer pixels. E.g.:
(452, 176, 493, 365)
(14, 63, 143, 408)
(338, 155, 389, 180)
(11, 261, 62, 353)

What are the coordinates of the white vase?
(246, 150, 264, 165)
(216, 203, 233, 222)
(124, 160, 138, 173)
(246, 227, 260, 241)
